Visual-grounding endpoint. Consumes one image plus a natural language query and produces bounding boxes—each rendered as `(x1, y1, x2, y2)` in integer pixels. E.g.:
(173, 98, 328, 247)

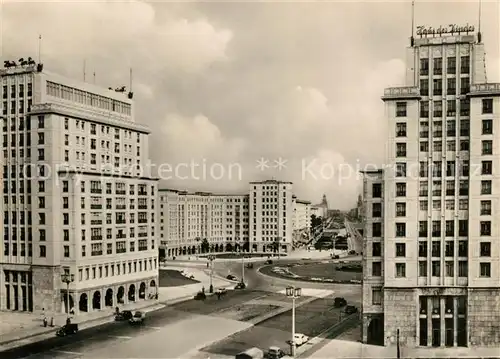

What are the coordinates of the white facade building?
(0, 62, 158, 314)
(361, 27, 500, 348)
(160, 180, 299, 257)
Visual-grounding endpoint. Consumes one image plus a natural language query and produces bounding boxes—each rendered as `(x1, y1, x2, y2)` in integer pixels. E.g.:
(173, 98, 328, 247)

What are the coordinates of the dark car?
(194, 291, 206, 300)
(246, 263, 254, 269)
(266, 259, 273, 264)
(235, 282, 246, 290)
(333, 297, 347, 308)
(345, 305, 358, 314)
(115, 310, 133, 321)
(56, 323, 78, 337)
(226, 274, 237, 281)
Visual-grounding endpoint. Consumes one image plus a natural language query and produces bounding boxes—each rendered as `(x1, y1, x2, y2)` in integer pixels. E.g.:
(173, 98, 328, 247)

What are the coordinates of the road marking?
(144, 326, 162, 330)
(109, 335, 132, 339)
(52, 350, 83, 355)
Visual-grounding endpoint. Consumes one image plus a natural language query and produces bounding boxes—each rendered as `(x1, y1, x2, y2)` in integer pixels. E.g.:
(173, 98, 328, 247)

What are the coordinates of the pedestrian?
(66, 317, 71, 325)
(43, 317, 47, 327)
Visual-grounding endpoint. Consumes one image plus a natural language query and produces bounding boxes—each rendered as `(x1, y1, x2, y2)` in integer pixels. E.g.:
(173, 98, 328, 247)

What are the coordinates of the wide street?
(2, 256, 361, 359)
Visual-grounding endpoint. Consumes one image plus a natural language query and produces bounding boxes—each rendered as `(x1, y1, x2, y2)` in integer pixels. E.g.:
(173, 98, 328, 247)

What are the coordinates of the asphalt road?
(200, 294, 350, 357)
(1, 290, 267, 359)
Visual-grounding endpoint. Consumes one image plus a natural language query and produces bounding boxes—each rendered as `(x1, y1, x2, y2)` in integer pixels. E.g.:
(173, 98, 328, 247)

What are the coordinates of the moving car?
(287, 333, 309, 346)
(333, 297, 347, 308)
(235, 282, 246, 290)
(235, 347, 264, 359)
(246, 263, 254, 269)
(194, 291, 206, 300)
(226, 274, 237, 281)
(266, 346, 290, 359)
(266, 259, 273, 264)
(217, 287, 227, 295)
(344, 305, 358, 314)
(56, 323, 78, 337)
(129, 311, 145, 324)
(114, 310, 133, 321)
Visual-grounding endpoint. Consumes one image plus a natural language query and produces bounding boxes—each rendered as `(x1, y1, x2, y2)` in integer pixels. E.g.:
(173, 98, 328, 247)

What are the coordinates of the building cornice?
(29, 103, 151, 134)
(468, 83, 500, 98)
(381, 86, 421, 102)
(58, 169, 159, 181)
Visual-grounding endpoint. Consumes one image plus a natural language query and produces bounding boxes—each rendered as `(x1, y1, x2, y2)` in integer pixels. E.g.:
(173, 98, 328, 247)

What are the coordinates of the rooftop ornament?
(3, 57, 43, 72)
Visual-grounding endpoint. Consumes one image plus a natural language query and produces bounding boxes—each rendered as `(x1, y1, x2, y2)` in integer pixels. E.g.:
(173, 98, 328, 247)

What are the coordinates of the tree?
(201, 238, 210, 253)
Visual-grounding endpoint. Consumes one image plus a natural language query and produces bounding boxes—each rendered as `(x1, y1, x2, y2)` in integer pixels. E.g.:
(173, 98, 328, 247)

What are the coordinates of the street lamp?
(61, 272, 75, 322)
(207, 255, 215, 293)
(286, 286, 302, 358)
(239, 249, 245, 284)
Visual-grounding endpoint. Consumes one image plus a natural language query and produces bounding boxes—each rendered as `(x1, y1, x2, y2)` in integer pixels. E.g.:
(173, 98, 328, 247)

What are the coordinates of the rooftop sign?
(416, 24, 475, 37)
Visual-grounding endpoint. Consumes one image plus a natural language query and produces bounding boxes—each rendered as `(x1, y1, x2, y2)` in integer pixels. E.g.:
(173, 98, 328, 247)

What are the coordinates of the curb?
(0, 301, 164, 351)
(257, 265, 362, 285)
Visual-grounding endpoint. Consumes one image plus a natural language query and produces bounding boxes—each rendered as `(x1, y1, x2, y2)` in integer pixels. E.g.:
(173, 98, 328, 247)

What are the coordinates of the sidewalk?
(0, 300, 164, 352)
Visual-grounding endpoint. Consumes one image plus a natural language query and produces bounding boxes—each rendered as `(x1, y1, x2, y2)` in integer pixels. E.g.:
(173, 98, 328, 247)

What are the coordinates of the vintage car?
(56, 323, 78, 337)
(129, 311, 145, 325)
(114, 310, 133, 321)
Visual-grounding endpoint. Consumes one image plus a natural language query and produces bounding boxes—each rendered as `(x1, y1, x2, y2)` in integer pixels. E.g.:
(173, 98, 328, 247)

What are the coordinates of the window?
(372, 262, 382, 276)
(396, 123, 407, 137)
(482, 99, 493, 114)
(420, 141, 429, 152)
(372, 183, 382, 198)
(395, 223, 406, 237)
(482, 161, 492, 175)
(396, 102, 407, 117)
(434, 101, 442, 117)
(396, 163, 406, 177)
(445, 241, 454, 256)
(395, 243, 406, 257)
(419, 241, 428, 257)
(460, 140, 469, 151)
(482, 119, 493, 135)
(446, 161, 455, 177)
(482, 140, 493, 155)
(433, 79, 442, 96)
(458, 261, 468, 276)
(433, 58, 442, 75)
(480, 262, 491, 277)
(418, 261, 427, 277)
(63, 181, 69, 192)
(460, 56, 470, 74)
(480, 200, 491, 215)
(39, 245, 46, 257)
(459, 180, 468, 196)
(64, 246, 70, 258)
(419, 181, 428, 197)
(420, 200, 428, 211)
(38, 197, 45, 209)
(372, 223, 382, 237)
(460, 119, 469, 136)
(396, 183, 406, 197)
(480, 221, 491, 236)
(395, 263, 406, 278)
(432, 261, 440, 276)
(372, 203, 382, 217)
(420, 58, 429, 76)
(480, 242, 491, 257)
(372, 288, 382, 305)
(446, 120, 455, 136)
(38, 133, 44, 145)
(38, 116, 44, 128)
(420, 100, 429, 117)
(445, 220, 454, 237)
(447, 57, 456, 74)
(395, 202, 406, 217)
(432, 220, 441, 237)
(481, 180, 492, 195)
(420, 162, 428, 177)
(446, 78, 456, 95)
(446, 180, 454, 196)
(396, 143, 406, 157)
(445, 261, 454, 277)
(433, 121, 443, 137)
(460, 98, 470, 116)
(432, 241, 440, 257)
(460, 76, 470, 95)
(372, 242, 381, 257)
(419, 221, 428, 237)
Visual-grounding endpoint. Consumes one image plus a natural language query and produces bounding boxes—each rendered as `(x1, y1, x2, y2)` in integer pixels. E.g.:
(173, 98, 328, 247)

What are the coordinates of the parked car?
(266, 259, 273, 264)
(333, 297, 347, 308)
(344, 305, 358, 314)
(236, 347, 264, 359)
(348, 250, 356, 255)
(129, 311, 145, 324)
(235, 282, 246, 290)
(287, 333, 309, 346)
(114, 310, 133, 321)
(331, 254, 340, 259)
(56, 323, 78, 337)
(194, 291, 206, 300)
(246, 263, 254, 269)
(266, 346, 288, 359)
(217, 287, 227, 295)
(226, 274, 237, 281)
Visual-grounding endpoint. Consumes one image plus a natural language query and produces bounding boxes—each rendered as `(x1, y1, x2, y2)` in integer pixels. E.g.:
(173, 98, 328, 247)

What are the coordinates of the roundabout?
(258, 260, 362, 284)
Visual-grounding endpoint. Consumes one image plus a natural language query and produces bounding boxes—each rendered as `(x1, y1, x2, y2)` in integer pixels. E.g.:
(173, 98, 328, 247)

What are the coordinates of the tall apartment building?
(0, 61, 158, 314)
(159, 180, 297, 257)
(361, 26, 500, 348)
(292, 196, 311, 244)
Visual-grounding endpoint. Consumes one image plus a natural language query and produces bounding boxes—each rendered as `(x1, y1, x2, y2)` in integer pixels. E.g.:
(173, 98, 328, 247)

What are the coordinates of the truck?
(235, 347, 264, 359)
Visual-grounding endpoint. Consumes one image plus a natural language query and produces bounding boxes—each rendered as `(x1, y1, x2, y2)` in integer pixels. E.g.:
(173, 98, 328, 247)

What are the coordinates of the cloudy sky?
(2, 0, 499, 209)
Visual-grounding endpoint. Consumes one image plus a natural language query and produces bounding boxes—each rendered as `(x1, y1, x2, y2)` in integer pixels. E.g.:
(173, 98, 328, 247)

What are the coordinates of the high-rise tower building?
(362, 25, 500, 348)
(0, 61, 159, 314)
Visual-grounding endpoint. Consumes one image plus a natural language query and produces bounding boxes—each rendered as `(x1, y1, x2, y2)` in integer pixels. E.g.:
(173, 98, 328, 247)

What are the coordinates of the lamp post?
(240, 250, 245, 284)
(61, 272, 75, 321)
(396, 329, 401, 359)
(286, 286, 302, 358)
(207, 255, 215, 293)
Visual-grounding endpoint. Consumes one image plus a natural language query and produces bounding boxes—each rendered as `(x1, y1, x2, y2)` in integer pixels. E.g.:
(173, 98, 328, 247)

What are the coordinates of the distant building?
(311, 194, 329, 218)
(159, 179, 304, 257)
(292, 196, 311, 245)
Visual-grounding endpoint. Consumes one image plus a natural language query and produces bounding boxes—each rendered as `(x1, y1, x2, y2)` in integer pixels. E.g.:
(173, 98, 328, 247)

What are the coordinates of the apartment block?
(160, 180, 302, 257)
(362, 27, 500, 348)
(0, 62, 158, 314)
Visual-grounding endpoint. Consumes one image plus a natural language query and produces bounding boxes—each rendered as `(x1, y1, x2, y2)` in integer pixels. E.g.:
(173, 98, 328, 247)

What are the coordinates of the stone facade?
(468, 288, 500, 347)
(32, 265, 60, 314)
(384, 288, 417, 347)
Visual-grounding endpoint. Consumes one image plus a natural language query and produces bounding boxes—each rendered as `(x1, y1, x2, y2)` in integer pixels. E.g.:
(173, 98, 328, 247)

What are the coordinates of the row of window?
(395, 99, 493, 118)
(370, 261, 492, 278)
(370, 241, 491, 258)
(396, 119, 493, 140)
(419, 56, 469, 76)
(78, 258, 157, 282)
(394, 220, 493, 237)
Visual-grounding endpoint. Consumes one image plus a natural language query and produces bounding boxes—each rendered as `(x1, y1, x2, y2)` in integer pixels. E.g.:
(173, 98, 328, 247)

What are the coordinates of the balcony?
(116, 220, 126, 225)
(138, 219, 147, 224)
(115, 190, 126, 195)
(90, 204, 102, 209)
(90, 220, 102, 225)
(115, 205, 126, 210)
(91, 235, 102, 241)
(91, 250, 103, 256)
(138, 191, 147, 196)
(91, 188, 102, 194)
(116, 248, 126, 254)
(382, 86, 421, 101)
(138, 205, 147, 210)
(117, 234, 126, 239)
(469, 83, 500, 97)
